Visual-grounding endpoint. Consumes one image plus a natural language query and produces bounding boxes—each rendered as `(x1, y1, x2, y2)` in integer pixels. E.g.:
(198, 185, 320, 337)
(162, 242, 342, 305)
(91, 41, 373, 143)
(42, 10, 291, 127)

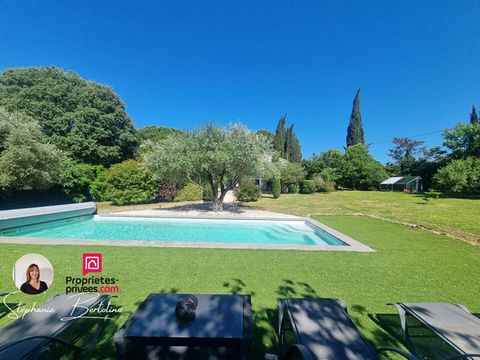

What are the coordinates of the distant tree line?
(1, 66, 478, 210)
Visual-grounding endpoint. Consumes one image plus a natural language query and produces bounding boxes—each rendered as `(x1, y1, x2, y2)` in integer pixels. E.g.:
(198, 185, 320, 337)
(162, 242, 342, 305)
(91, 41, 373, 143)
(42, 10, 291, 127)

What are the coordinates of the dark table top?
(124, 294, 251, 341)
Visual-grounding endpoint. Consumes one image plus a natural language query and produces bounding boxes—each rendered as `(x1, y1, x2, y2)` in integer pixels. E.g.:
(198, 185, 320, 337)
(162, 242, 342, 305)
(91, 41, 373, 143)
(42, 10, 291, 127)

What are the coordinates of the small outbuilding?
(380, 176, 423, 192)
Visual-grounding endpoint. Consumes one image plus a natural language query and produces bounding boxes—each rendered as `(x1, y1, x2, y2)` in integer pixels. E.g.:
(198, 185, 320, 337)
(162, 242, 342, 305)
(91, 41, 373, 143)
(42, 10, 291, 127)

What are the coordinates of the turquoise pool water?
(0, 215, 348, 246)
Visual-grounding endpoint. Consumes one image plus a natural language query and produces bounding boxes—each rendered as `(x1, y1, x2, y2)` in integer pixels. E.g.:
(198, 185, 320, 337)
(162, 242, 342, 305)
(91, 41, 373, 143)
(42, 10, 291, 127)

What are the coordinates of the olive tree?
(0, 108, 64, 193)
(144, 123, 270, 211)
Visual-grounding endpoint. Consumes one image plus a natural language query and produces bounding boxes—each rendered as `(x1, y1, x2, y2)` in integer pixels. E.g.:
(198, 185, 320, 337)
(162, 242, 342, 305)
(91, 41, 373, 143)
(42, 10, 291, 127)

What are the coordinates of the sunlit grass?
(1, 215, 478, 359)
(247, 191, 480, 243)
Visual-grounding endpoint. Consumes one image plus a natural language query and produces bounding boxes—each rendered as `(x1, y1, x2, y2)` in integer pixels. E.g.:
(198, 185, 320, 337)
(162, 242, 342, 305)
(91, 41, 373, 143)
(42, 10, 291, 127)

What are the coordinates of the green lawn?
(249, 191, 480, 244)
(1, 214, 479, 359)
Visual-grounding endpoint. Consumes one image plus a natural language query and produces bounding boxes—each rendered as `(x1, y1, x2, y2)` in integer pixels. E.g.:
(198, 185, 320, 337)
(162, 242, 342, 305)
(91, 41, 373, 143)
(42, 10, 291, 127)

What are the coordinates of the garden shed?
(380, 176, 422, 192)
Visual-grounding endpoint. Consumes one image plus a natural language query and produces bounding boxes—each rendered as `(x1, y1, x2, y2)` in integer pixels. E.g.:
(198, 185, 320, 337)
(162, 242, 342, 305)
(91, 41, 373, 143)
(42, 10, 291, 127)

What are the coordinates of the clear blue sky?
(1, 1, 479, 162)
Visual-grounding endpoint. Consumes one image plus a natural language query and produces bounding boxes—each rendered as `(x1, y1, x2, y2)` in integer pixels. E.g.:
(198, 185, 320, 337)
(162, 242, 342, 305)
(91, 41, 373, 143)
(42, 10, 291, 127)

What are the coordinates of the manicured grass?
(1, 215, 478, 359)
(248, 191, 480, 243)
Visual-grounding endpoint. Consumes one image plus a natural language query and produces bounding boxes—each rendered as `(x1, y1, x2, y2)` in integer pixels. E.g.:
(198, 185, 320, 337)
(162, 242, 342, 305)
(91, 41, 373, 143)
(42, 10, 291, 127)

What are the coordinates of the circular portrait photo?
(12, 254, 53, 295)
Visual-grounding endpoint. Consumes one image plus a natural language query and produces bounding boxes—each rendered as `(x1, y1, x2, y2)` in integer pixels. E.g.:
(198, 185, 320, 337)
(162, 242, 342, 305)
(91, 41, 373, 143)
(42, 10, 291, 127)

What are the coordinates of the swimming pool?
(0, 215, 347, 246)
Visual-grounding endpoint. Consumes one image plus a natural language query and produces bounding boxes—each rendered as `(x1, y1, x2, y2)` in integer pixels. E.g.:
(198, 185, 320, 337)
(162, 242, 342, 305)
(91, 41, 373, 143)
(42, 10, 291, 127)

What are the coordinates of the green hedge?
(300, 180, 315, 194)
(104, 160, 157, 205)
(175, 182, 203, 201)
(236, 181, 261, 202)
(272, 178, 281, 199)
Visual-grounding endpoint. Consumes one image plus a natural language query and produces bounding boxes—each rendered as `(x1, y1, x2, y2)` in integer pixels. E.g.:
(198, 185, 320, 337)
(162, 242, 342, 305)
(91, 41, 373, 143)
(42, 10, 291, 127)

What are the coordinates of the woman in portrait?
(20, 263, 48, 295)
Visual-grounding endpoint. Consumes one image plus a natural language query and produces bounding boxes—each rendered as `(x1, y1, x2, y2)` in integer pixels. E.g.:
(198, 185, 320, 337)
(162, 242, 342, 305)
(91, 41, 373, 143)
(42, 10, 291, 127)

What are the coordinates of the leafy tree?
(433, 157, 480, 195)
(144, 123, 270, 211)
(339, 144, 387, 190)
(0, 67, 138, 166)
(137, 126, 182, 143)
(443, 122, 480, 159)
(256, 129, 274, 148)
(346, 89, 365, 148)
(279, 161, 306, 193)
(470, 105, 479, 124)
(273, 114, 287, 157)
(388, 137, 426, 175)
(104, 160, 157, 205)
(57, 160, 106, 201)
(303, 149, 343, 181)
(0, 108, 63, 194)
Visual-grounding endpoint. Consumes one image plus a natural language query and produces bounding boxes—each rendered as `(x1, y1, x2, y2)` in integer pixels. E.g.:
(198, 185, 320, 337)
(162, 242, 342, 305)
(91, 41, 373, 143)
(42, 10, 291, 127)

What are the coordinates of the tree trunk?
(212, 197, 223, 211)
(211, 188, 229, 211)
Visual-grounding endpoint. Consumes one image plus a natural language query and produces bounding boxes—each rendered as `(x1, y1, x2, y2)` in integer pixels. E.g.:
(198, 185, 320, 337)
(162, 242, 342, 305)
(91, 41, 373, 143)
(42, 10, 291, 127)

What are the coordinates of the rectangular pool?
(0, 215, 348, 246)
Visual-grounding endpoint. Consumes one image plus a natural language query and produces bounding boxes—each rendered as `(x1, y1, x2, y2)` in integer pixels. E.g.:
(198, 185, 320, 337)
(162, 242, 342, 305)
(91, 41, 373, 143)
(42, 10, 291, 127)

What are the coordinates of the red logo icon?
(82, 253, 102, 275)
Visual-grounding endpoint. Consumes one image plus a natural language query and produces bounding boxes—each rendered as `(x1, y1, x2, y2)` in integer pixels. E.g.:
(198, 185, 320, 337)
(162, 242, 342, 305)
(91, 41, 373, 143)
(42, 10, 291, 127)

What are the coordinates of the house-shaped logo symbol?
(82, 253, 102, 275)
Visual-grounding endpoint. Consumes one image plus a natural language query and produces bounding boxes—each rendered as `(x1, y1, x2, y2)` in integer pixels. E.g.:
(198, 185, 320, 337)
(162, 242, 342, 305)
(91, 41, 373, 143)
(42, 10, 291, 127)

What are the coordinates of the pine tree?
(273, 114, 287, 157)
(346, 89, 365, 148)
(470, 105, 479, 124)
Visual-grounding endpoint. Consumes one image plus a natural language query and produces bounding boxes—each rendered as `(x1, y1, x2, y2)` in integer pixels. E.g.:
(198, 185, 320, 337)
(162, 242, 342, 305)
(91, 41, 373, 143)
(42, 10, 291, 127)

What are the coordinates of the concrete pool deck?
(0, 202, 375, 252)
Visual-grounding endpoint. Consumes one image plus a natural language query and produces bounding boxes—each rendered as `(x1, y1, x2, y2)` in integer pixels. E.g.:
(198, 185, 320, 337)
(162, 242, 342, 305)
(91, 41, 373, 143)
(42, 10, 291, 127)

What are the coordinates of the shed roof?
(380, 177, 403, 185)
(380, 176, 421, 185)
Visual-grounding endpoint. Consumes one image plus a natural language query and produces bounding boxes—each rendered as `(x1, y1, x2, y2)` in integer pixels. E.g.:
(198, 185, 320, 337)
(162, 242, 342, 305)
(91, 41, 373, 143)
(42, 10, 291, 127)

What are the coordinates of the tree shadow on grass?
(276, 279, 318, 298)
(223, 278, 277, 359)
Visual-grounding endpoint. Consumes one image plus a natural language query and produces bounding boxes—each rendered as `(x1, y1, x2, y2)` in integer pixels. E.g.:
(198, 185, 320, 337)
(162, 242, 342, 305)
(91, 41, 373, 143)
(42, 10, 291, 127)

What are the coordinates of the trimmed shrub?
(300, 180, 315, 194)
(236, 181, 261, 202)
(272, 178, 281, 199)
(312, 174, 336, 193)
(175, 182, 203, 201)
(104, 160, 157, 205)
(289, 183, 300, 194)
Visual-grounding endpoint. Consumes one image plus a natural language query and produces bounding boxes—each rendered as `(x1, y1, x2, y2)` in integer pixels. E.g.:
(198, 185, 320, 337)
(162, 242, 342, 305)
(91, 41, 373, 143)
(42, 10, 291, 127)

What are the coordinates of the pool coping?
(0, 214, 375, 252)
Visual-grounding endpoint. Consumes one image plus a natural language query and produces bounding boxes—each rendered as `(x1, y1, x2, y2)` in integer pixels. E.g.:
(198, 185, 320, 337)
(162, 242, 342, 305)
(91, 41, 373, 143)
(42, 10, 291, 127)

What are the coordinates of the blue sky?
(1, 1, 479, 162)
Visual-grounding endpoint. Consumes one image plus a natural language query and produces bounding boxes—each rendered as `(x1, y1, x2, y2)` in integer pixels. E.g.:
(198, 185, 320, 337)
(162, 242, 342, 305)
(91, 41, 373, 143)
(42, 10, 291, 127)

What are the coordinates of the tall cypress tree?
(470, 105, 479, 124)
(346, 89, 365, 148)
(285, 125, 292, 161)
(274, 114, 287, 157)
(287, 124, 302, 162)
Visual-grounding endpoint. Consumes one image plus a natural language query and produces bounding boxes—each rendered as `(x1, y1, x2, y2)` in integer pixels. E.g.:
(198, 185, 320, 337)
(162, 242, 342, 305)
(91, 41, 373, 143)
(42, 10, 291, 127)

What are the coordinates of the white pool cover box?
(0, 202, 97, 231)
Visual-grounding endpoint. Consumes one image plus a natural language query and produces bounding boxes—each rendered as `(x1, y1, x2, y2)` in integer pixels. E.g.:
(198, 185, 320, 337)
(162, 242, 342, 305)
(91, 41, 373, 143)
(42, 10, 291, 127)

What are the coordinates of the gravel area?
(105, 191, 301, 220)
(106, 204, 301, 220)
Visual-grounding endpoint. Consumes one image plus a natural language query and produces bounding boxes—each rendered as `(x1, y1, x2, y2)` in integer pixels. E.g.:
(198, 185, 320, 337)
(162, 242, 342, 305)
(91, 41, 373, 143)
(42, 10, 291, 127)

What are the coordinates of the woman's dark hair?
(175, 295, 198, 322)
(25, 263, 40, 283)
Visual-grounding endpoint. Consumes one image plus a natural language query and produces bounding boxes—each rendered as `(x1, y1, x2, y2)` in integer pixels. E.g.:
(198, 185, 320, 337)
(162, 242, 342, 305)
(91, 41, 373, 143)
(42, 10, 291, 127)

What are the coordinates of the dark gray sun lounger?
(277, 298, 418, 360)
(0, 293, 110, 359)
(391, 302, 480, 359)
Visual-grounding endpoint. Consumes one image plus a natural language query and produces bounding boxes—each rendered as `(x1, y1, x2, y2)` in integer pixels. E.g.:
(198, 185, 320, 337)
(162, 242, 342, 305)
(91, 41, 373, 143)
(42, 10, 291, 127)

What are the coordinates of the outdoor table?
(114, 293, 253, 360)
